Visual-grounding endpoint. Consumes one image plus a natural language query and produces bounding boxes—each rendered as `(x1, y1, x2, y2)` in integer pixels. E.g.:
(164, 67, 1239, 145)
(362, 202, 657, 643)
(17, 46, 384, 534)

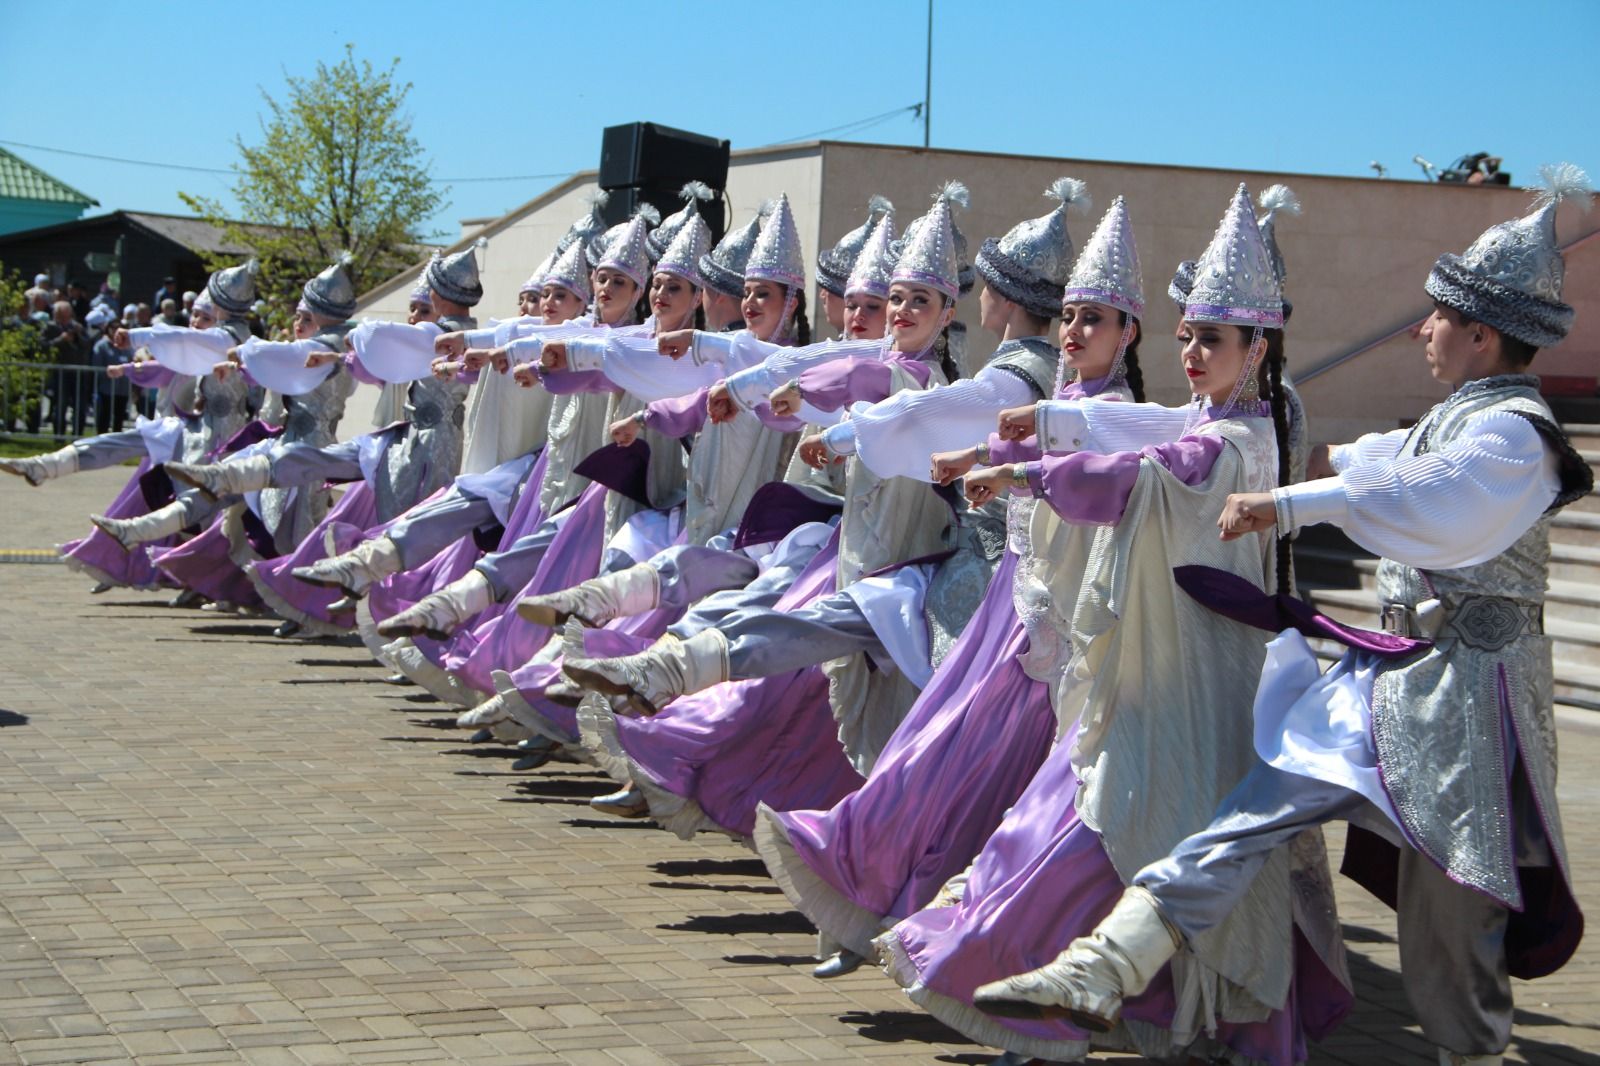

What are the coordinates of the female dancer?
(873, 185, 1350, 1065)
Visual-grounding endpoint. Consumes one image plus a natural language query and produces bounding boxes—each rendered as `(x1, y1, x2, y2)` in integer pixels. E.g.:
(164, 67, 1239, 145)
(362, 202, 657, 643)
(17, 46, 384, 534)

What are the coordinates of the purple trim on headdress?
(845, 279, 891, 299)
(889, 267, 958, 300)
(656, 262, 706, 291)
(599, 258, 650, 293)
(1061, 286, 1144, 319)
(295, 297, 313, 315)
(1182, 302, 1284, 328)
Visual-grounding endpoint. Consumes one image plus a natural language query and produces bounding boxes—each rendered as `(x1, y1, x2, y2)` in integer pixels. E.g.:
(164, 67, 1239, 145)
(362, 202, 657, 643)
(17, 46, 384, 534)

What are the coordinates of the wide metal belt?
(1380, 594, 1544, 651)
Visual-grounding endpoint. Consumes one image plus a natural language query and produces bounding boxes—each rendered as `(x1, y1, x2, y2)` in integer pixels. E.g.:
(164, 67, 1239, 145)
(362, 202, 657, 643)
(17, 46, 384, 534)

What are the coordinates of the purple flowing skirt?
(153, 515, 262, 607)
(247, 483, 379, 634)
(582, 532, 861, 841)
(756, 552, 1060, 956)
(58, 458, 175, 590)
(878, 738, 1352, 1064)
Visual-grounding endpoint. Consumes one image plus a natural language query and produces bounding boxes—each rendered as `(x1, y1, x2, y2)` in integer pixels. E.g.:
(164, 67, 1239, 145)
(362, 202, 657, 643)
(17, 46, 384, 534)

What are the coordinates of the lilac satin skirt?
(759, 553, 1059, 954)
(58, 458, 174, 589)
(607, 533, 861, 839)
(246, 483, 379, 631)
(153, 515, 262, 607)
(879, 737, 1351, 1064)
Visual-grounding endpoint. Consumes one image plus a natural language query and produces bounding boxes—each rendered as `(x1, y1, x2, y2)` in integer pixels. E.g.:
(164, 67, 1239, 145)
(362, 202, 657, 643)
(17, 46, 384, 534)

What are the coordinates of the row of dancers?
(5, 162, 1593, 1066)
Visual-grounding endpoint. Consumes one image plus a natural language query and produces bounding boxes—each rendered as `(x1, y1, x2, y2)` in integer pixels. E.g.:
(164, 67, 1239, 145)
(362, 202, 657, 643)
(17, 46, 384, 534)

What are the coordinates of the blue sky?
(3, 0, 1595, 240)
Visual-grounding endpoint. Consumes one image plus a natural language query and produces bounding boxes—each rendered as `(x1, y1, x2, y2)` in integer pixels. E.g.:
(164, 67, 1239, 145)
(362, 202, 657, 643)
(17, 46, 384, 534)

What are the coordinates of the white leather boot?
(167, 454, 273, 500)
(0, 445, 79, 485)
(515, 563, 659, 627)
(377, 570, 494, 639)
(290, 536, 401, 596)
(971, 886, 1179, 1032)
(91, 501, 191, 550)
(563, 628, 728, 715)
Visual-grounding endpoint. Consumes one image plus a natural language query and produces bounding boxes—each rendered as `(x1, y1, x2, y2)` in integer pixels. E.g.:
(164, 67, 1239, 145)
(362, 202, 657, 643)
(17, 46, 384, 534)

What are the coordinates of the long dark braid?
(1260, 328, 1292, 595)
(790, 288, 811, 346)
(1116, 310, 1146, 402)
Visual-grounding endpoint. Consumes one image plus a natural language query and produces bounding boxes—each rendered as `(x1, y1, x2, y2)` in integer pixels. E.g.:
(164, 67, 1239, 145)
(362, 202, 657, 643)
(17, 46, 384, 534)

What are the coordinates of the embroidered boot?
(378, 569, 494, 639)
(0, 446, 79, 485)
(563, 629, 728, 715)
(515, 563, 659, 627)
(166, 454, 272, 501)
(972, 886, 1179, 1032)
(90, 501, 191, 551)
(290, 536, 401, 596)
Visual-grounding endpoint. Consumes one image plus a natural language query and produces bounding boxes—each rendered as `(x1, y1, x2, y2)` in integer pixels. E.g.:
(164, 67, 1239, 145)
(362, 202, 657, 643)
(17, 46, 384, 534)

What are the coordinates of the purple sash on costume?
(731, 482, 843, 550)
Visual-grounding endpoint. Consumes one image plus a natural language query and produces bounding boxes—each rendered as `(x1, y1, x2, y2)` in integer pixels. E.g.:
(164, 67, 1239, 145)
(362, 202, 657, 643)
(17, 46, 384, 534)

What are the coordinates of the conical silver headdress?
(845, 212, 898, 299)
(891, 181, 967, 300)
(519, 250, 557, 295)
(558, 190, 609, 256)
(1167, 259, 1198, 311)
(598, 213, 654, 290)
(408, 259, 433, 308)
(817, 195, 893, 296)
(647, 182, 715, 260)
(1062, 196, 1144, 319)
(427, 245, 484, 308)
(587, 201, 659, 270)
(656, 214, 712, 290)
(301, 252, 357, 320)
(1424, 162, 1591, 347)
(977, 177, 1090, 318)
(743, 193, 806, 290)
(699, 201, 774, 298)
(544, 239, 594, 303)
(1184, 184, 1283, 327)
(207, 258, 259, 315)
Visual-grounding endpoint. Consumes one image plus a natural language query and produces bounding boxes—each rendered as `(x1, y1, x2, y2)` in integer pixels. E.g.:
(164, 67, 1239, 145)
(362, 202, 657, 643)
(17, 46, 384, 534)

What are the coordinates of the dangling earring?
(1238, 362, 1261, 404)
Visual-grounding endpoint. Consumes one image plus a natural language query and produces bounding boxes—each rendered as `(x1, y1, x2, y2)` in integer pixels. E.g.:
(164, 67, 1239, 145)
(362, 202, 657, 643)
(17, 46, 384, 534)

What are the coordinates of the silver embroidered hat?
(588, 203, 659, 270)
(1061, 195, 1144, 319)
(598, 213, 654, 290)
(544, 238, 594, 303)
(744, 193, 806, 289)
(977, 177, 1091, 318)
(1257, 184, 1301, 320)
(427, 245, 484, 307)
(300, 252, 357, 320)
(408, 260, 433, 308)
(844, 211, 898, 299)
(1184, 183, 1284, 327)
(817, 195, 893, 296)
(891, 181, 968, 300)
(699, 200, 773, 299)
(647, 182, 716, 260)
(656, 214, 713, 290)
(1167, 259, 1198, 310)
(558, 190, 609, 255)
(519, 250, 558, 296)
(207, 258, 260, 315)
(1424, 162, 1592, 348)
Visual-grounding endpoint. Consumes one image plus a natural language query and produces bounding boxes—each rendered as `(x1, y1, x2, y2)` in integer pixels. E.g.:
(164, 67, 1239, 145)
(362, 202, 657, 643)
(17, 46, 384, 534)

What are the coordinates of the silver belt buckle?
(1380, 603, 1411, 637)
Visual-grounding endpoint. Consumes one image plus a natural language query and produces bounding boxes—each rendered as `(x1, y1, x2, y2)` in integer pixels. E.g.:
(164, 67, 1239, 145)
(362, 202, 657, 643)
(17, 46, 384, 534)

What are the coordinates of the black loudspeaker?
(599, 122, 730, 190)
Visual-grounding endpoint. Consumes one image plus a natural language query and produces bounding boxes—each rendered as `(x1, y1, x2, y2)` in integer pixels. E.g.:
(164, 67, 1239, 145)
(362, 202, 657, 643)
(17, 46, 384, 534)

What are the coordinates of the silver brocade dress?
(371, 314, 475, 522)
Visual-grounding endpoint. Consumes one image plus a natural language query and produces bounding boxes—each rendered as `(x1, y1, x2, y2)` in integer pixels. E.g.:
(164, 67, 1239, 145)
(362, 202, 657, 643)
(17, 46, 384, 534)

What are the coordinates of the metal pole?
(923, 0, 932, 148)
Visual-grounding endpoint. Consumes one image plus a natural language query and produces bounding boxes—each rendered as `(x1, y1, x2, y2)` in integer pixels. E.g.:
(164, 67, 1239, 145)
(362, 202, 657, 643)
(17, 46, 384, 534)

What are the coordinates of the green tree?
(0, 260, 48, 436)
(181, 45, 444, 333)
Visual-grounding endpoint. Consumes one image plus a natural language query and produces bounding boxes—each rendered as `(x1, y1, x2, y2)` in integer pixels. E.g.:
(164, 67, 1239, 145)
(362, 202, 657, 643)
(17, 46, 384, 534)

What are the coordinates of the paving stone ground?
(2, 467, 1598, 1066)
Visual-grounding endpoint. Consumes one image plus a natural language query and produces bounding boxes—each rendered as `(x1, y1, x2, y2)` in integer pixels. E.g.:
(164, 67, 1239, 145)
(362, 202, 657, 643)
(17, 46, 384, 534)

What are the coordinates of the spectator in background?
(25, 273, 52, 309)
(180, 290, 196, 325)
(136, 303, 152, 326)
(86, 305, 132, 433)
(159, 298, 182, 325)
(40, 301, 90, 435)
(91, 282, 118, 313)
(120, 304, 140, 329)
(67, 281, 91, 320)
(153, 275, 177, 309)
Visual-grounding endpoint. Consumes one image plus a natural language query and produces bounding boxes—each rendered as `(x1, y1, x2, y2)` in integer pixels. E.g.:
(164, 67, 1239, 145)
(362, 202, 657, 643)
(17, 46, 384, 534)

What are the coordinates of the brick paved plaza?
(2, 468, 1598, 1066)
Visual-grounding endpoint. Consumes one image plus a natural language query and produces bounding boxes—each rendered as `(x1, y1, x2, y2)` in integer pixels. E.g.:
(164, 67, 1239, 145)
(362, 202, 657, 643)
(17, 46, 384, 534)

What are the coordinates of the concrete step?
(1563, 424, 1600, 453)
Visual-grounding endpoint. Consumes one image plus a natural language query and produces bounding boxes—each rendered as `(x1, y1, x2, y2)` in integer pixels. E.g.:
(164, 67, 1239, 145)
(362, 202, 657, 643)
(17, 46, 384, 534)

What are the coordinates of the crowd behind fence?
(0, 361, 153, 442)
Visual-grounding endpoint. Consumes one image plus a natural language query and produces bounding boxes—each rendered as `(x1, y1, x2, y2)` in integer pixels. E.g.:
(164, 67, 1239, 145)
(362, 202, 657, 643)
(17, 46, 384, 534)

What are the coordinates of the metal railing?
(0, 360, 151, 444)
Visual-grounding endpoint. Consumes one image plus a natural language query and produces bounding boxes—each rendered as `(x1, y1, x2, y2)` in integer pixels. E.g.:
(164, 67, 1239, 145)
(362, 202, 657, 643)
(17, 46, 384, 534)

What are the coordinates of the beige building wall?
(347, 141, 1597, 442)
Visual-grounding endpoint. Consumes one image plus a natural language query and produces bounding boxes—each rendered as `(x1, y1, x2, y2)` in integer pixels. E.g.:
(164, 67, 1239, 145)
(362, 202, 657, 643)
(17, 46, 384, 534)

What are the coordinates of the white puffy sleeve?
(1035, 399, 1194, 455)
(1273, 410, 1560, 569)
(566, 333, 723, 402)
(723, 338, 881, 412)
(825, 366, 1039, 482)
(1328, 428, 1408, 472)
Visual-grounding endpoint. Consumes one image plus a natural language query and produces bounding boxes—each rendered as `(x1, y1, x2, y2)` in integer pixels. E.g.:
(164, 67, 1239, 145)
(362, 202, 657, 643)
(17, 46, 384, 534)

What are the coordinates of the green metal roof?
(0, 148, 97, 206)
